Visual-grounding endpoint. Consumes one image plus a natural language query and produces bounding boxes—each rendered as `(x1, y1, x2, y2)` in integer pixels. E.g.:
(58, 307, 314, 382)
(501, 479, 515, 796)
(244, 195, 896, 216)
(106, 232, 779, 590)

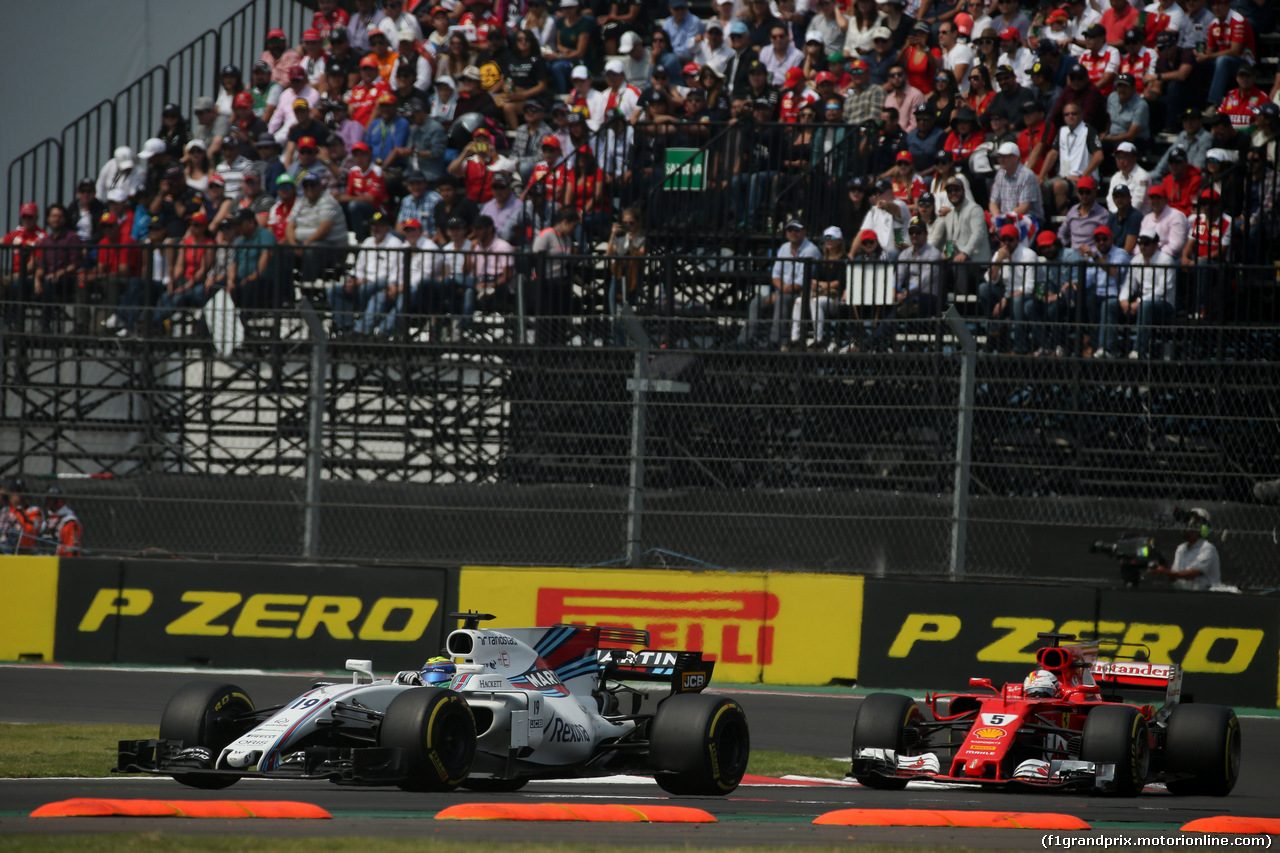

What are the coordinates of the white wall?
(0, 0, 259, 215)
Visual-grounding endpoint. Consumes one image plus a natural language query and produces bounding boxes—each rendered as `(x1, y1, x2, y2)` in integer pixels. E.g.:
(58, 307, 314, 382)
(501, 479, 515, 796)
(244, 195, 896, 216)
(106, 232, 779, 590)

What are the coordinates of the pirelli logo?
(536, 589, 778, 666)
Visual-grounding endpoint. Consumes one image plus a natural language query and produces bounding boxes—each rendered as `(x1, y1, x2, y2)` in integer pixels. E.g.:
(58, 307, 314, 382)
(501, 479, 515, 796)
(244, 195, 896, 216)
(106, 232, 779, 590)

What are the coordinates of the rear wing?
(596, 649, 716, 694)
(1091, 660, 1183, 705)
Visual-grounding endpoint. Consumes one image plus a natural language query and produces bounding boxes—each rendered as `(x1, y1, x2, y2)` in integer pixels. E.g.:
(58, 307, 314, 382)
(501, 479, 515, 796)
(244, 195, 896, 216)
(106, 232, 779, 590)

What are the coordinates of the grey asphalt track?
(2, 666, 1277, 848)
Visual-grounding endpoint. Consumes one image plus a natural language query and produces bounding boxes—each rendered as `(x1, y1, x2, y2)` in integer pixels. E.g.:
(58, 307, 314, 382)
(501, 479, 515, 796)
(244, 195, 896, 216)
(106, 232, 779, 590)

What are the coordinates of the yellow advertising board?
(0, 556, 59, 661)
(458, 567, 863, 685)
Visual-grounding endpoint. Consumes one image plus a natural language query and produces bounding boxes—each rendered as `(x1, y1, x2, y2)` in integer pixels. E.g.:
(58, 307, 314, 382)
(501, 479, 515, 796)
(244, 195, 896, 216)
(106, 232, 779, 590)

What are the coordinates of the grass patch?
(0, 724, 155, 778)
(0, 840, 997, 853)
(0, 725, 844, 782)
(746, 750, 847, 780)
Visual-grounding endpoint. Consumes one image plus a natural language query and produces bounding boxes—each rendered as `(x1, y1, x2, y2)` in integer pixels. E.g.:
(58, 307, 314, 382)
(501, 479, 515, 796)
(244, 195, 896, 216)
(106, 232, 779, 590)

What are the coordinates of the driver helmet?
(418, 656, 456, 685)
(1023, 669, 1059, 698)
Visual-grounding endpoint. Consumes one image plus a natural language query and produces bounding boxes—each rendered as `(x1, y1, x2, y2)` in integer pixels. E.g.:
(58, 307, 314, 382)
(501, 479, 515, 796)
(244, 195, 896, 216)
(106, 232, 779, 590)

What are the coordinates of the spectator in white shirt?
(1116, 227, 1176, 357)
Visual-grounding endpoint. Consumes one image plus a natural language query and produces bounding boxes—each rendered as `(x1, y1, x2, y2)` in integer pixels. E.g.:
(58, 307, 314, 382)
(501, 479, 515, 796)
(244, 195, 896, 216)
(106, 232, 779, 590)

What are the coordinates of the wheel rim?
(433, 707, 472, 770)
(1225, 719, 1241, 783)
(712, 713, 749, 784)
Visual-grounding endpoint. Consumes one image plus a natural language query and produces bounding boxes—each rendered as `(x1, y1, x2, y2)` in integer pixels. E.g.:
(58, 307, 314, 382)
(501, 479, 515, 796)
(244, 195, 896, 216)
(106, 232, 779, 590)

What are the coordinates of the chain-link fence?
(1, 248, 1279, 586)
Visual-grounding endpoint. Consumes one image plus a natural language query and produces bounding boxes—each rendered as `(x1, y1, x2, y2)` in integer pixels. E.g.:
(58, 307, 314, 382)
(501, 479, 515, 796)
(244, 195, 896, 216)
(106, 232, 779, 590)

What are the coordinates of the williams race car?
(849, 632, 1240, 795)
(117, 612, 750, 795)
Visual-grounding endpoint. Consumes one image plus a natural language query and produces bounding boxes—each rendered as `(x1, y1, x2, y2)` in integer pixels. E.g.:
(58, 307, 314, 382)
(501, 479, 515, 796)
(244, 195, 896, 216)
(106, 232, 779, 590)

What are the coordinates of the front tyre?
(1081, 705, 1151, 797)
(650, 694, 750, 796)
(158, 681, 256, 790)
(850, 693, 923, 790)
(1164, 704, 1241, 796)
(379, 689, 476, 792)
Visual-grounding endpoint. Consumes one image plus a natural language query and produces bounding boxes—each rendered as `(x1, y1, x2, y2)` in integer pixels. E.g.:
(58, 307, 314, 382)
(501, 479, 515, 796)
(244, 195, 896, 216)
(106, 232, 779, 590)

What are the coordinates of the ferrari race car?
(850, 632, 1240, 795)
(117, 613, 750, 795)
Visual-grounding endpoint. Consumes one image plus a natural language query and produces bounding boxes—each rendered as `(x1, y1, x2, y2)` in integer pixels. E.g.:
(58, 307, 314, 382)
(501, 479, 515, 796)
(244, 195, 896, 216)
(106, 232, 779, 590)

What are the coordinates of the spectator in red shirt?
(267, 174, 298, 241)
(347, 55, 392, 126)
(261, 28, 303, 87)
(447, 127, 501, 204)
(2, 201, 45, 283)
(562, 145, 609, 251)
(313, 0, 350, 44)
(90, 213, 142, 331)
(1160, 147, 1202, 215)
(1216, 64, 1267, 130)
(339, 141, 389, 239)
(1198, 0, 1256, 107)
(1100, 0, 1139, 48)
(1018, 99, 1050, 173)
(944, 108, 985, 173)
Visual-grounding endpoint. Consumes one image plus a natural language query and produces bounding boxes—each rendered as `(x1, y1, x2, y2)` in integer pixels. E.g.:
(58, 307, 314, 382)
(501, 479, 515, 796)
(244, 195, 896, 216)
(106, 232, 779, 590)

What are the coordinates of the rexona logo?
(76, 589, 439, 642)
(886, 615, 1265, 674)
(547, 716, 590, 743)
(537, 588, 779, 666)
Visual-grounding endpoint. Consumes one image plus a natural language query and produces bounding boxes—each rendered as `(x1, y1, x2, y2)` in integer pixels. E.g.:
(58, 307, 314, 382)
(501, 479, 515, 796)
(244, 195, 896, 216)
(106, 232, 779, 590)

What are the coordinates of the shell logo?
(973, 727, 1006, 739)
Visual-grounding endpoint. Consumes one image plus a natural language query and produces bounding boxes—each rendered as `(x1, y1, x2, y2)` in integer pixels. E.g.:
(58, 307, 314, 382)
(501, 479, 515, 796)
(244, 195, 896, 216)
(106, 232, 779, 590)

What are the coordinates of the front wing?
(117, 739, 412, 786)
(851, 748, 1117, 791)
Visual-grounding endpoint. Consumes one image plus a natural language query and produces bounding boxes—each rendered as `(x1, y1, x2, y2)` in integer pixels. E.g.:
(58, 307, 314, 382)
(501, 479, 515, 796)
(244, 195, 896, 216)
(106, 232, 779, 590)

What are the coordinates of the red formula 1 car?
(850, 632, 1240, 796)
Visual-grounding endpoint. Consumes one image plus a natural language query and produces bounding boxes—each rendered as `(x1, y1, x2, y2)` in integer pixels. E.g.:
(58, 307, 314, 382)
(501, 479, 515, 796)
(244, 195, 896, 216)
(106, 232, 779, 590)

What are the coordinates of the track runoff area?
(2, 666, 1280, 848)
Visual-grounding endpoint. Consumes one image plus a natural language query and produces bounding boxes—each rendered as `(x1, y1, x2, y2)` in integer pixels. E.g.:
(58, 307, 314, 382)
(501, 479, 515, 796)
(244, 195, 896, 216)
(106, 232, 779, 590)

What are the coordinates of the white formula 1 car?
(117, 612, 751, 795)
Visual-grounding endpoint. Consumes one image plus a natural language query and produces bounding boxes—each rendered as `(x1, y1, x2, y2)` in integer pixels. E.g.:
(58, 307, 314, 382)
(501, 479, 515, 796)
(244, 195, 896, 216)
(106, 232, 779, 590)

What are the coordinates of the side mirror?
(969, 677, 995, 692)
(346, 659, 374, 683)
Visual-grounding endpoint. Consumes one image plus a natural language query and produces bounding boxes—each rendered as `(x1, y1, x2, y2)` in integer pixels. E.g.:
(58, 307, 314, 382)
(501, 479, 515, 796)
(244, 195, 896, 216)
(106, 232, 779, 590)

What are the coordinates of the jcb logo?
(77, 589, 438, 642)
(682, 672, 707, 690)
(887, 614, 1264, 674)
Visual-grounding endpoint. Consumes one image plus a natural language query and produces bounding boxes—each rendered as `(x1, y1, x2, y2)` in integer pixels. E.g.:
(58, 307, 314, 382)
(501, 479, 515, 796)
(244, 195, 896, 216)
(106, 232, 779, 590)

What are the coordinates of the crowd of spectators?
(2, 0, 1278, 351)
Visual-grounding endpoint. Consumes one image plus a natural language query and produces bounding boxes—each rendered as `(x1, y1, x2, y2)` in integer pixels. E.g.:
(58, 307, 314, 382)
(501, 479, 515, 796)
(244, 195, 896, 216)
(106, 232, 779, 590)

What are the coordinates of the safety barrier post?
(944, 305, 975, 581)
(298, 298, 326, 559)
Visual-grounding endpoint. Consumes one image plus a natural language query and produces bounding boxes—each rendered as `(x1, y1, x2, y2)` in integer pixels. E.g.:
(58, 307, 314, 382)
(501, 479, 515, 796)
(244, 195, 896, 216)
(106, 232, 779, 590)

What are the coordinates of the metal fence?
(1, 244, 1279, 587)
(5, 0, 311, 232)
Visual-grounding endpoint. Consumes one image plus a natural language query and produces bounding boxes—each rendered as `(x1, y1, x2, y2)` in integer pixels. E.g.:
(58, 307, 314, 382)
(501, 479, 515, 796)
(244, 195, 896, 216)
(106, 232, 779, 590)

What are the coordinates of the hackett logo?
(536, 588, 778, 665)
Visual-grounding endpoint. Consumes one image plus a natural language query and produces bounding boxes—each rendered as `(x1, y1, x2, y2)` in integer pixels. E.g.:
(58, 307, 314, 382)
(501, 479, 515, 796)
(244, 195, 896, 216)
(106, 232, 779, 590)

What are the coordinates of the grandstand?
(1, 0, 1278, 587)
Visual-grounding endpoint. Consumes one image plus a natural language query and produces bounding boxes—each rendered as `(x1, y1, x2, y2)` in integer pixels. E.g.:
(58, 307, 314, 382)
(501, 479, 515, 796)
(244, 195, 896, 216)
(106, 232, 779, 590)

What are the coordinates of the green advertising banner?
(663, 148, 707, 191)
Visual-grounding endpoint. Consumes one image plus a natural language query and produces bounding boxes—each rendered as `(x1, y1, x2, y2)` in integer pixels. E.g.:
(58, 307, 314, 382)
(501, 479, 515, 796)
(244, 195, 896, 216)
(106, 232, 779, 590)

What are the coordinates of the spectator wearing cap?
(1105, 141, 1151, 214)
(340, 142, 389, 240)
(786, 224, 846, 348)
(457, 213, 515, 333)
(1216, 65, 1266, 131)
(215, 136, 252, 197)
(1040, 9, 1073, 56)
(744, 0, 784, 51)
(979, 221, 1035, 350)
(431, 176, 481, 244)
(480, 172, 524, 245)
(839, 59, 881, 126)
(114, 218, 173, 336)
(601, 60, 643, 123)
(1140, 184, 1188, 256)
(560, 65, 606, 132)
(1059, 175, 1112, 252)
(251, 136, 285, 197)
(1, 203, 46, 304)
(266, 174, 298, 241)
(841, 0, 885, 60)
(1144, 32, 1196, 132)
(1026, 61, 1062, 120)
(891, 151, 928, 209)
(95, 147, 142, 212)
(1078, 24, 1120, 96)
(1078, 224, 1131, 356)
(731, 100, 785, 230)
(943, 107, 985, 174)
(662, 0, 706, 67)
(996, 29, 1033, 89)
(281, 97, 331, 163)
(191, 98, 230, 163)
(364, 26, 401, 84)
(990, 0, 1031, 42)
(595, 108, 635, 207)
(364, 94, 411, 189)
(550, 0, 596, 95)
(1040, 99, 1104, 216)
(1150, 110, 1210, 181)
(179, 139, 212, 194)
(135, 137, 171, 201)
(156, 103, 193, 163)
(1060, 0, 1102, 53)
(1016, 99, 1050, 173)
(1106, 182, 1142, 251)
(724, 22, 762, 99)
(807, 0, 850, 60)
(931, 174, 990, 293)
(1032, 229, 1084, 355)
(146, 165, 203, 241)
(348, 0, 388, 53)
(216, 64, 248, 119)
(86, 211, 142, 331)
(399, 97, 446, 184)
(740, 61, 781, 118)
(860, 105, 908, 176)
(1159, 146, 1203, 215)
(1206, 110, 1250, 162)
(228, 92, 271, 159)
(348, 55, 394, 127)
(614, 32, 652, 90)
(152, 211, 215, 330)
(523, 138, 568, 230)
(1117, 28, 1157, 93)
(454, 65, 500, 124)
(285, 171, 348, 282)
(765, 23, 805, 88)
(694, 21, 734, 81)
(1033, 39, 1078, 90)
(884, 63, 926, 134)
(858, 216, 945, 351)
(1182, 187, 1230, 312)
(324, 29, 361, 86)
(297, 28, 330, 92)
(987, 63, 1030, 126)
(1103, 73, 1150, 149)
(391, 63, 428, 117)
(395, 169, 441, 241)
(927, 150, 972, 210)
(312, 0, 350, 44)
(990, 139, 1045, 224)
(234, 170, 275, 229)
(329, 210, 406, 337)
(203, 175, 235, 233)
(1114, 226, 1176, 357)
(508, 102, 551, 184)
(381, 0, 423, 45)
(261, 28, 303, 88)
(1198, 0, 1257, 107)
(907, 105, 945, 172)
(247, 61, 285, 127)
(740, 219, 820, 347)
(395, 30, 434, 94)
(287, 135, 329, 189)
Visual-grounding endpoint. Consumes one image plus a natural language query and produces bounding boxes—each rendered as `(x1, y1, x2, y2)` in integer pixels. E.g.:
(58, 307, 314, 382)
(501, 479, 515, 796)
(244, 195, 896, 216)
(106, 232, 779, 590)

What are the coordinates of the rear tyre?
(849, 693, 923, 790)
(158, 681, 256, 790)
(379, 689, 476, 792)
(1080, 705, 1150, 796)
(649, 694, 750, 796)
(1164, 704, 1240, 796)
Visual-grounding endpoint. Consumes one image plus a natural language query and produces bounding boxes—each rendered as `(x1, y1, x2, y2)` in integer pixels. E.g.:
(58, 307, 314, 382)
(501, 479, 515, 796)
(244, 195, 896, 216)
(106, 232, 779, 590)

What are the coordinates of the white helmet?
(1024, 669, 1059, 698)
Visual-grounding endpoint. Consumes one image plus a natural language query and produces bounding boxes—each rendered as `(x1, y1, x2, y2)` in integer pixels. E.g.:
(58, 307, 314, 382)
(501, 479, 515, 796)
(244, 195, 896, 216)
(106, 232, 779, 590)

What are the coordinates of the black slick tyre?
(850, 693, 922, 790)
(1164, 704, 1241, 796)
(649, 694, 750, 796)
(379, 689, 476, 792)
(158, 681, 256, 790)
(1080, 705, 1151, 796)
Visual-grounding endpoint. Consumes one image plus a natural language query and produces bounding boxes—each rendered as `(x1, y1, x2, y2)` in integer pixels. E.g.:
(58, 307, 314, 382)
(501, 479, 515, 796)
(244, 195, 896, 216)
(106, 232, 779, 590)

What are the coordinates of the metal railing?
(6, 0, 311, 231)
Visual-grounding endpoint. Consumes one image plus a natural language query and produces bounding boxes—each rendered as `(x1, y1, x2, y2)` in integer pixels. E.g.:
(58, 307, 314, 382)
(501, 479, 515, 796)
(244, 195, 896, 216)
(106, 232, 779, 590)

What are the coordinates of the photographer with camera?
(1147, 507, 1221, 591)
